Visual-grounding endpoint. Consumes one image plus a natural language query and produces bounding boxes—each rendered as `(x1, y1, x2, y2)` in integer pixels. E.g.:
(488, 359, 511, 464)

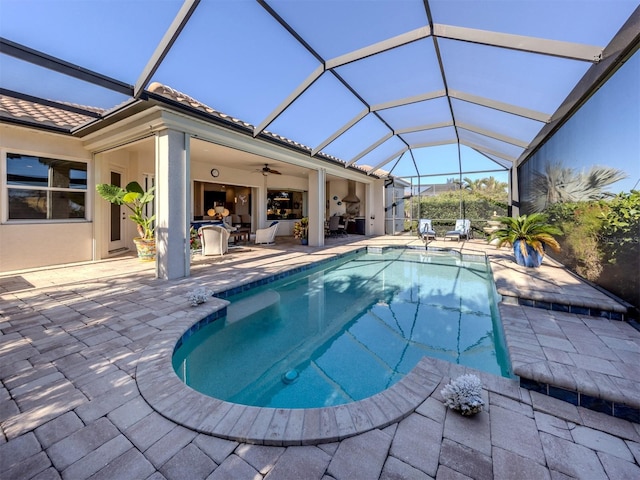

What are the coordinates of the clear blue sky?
(0, 0, 638, 188)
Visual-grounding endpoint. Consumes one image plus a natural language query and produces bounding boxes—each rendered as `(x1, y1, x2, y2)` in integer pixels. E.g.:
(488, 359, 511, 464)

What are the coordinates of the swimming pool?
(173, 248, 511, 409)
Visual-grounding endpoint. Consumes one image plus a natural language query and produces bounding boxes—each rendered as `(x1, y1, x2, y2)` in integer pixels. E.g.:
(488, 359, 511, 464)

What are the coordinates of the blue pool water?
(173, 249, 511, 408)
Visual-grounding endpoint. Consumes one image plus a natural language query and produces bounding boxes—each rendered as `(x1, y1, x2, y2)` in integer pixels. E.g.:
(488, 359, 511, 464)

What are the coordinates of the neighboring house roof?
(0, 94, 103, 130)
(419, 183, 460, 195)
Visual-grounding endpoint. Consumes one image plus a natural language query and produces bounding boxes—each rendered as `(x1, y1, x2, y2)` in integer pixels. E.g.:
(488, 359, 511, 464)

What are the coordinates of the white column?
(366, 179, 385, 235)
(510, 167, 519, 217)
(155, 129, 190, 280)
(307, 168, 325, 246)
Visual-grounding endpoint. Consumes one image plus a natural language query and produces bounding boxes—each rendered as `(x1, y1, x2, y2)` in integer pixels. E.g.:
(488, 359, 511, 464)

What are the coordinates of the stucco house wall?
(0, 124, 94, 272)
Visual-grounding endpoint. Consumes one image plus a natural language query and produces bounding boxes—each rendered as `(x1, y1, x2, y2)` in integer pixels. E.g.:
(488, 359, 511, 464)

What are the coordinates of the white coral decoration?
(441, 374, 485, 416)
(187, 287, 213, 307)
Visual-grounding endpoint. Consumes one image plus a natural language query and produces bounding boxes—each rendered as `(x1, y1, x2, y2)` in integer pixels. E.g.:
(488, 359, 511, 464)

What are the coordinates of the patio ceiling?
(1, 0, 639, 180)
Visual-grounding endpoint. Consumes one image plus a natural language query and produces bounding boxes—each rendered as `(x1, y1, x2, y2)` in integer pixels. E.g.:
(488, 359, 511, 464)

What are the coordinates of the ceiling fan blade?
(270, 169, 282, 175)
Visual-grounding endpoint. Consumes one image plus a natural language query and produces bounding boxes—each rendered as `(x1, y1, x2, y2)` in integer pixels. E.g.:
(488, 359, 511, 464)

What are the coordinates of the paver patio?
(1, 235, 639, 479)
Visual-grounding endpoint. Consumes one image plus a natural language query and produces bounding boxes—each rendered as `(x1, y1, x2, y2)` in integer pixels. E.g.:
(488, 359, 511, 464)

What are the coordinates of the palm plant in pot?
(96, 181, 156, 261)
(488, 213, 562, 267)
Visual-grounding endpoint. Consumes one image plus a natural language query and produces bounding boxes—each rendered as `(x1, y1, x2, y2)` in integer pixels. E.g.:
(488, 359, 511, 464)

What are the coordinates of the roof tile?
(0, 95, 101, 129)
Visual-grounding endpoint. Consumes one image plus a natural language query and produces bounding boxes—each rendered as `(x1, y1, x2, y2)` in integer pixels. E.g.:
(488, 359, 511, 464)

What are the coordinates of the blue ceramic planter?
(513, 239, 544, 267)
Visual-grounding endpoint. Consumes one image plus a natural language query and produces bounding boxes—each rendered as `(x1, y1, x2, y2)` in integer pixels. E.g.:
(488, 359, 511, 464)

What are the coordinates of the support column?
(510, 167, 519, 217)
(155, 129, 190, 280)
(366, 180, 385, 235)
(308, 168, 325, 246)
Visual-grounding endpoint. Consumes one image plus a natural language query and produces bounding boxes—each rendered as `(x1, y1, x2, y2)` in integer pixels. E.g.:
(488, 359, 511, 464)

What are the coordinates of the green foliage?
(488, 213, 562, 258)
(189, 227, 202, 250)
(293, 217, 309, 239)
(546, 202, 605, 280)
(406, 189, 508, 235)
(96, 181, 155, 240)
(599, 190, 640, 256)
(543, 191, 639, 308)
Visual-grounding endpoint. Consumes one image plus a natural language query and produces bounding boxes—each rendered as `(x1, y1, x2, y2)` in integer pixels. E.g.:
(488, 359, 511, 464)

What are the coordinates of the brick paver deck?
(1, 235, 639, 479)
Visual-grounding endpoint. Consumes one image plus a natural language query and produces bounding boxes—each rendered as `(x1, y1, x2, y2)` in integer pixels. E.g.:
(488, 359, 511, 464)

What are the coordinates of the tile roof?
(147, 82, 373, 174)
(0, 95, 103, 130)
(1, 83, 376, 176)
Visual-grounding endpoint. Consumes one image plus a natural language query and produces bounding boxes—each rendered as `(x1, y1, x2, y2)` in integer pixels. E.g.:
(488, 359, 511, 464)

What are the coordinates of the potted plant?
(189, 226, 202, 253)
(293, 217, 309, 245)
(96, 181, 156, 261)
(488, 213, 562, 267)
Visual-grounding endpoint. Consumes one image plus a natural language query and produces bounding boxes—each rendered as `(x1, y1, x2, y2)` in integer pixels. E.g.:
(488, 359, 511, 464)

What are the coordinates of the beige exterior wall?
(0, 223, 93, 271)
(0, 125, 94, 272)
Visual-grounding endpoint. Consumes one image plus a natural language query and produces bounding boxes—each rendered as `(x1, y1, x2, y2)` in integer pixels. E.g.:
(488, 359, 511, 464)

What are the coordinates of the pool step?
(225, 289, 280, 324)
(500, 294, 627, 321)
(499, 302, 640, 424)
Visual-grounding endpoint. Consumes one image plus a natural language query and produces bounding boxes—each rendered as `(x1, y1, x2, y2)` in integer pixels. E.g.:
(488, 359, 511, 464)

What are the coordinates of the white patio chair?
(255, 222, 279, 245)
(418, 219, 436, 241)
(444, 219, 471, 241)
(199, 225, 230, 255)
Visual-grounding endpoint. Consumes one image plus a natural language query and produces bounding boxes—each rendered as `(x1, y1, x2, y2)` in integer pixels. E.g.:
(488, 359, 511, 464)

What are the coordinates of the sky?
(0, 0, 638, 188)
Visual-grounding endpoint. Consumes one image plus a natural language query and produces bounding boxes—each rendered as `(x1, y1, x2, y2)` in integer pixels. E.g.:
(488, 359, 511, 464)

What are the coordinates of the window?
(6, 153, 88, 220)
(267, 190, 304, 220)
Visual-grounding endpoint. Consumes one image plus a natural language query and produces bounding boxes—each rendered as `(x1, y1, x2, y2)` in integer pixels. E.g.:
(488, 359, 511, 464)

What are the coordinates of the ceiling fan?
(257, 164, 282, 176)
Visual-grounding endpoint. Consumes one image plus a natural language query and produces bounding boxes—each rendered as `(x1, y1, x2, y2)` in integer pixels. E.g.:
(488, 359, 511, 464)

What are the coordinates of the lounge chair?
(199, 225, 230, 255)
(255, 221, 279, 245)
(417, 219, 436, 241)
(444, 219, 471, 241)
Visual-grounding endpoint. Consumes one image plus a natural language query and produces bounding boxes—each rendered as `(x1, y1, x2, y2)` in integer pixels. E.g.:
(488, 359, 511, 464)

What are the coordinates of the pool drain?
(281, 369, 299, 384)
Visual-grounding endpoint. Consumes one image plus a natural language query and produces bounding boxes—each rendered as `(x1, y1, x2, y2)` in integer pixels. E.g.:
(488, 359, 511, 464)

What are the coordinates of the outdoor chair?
(417, 219, 436, 241)
(240, 214, 252, 228)
(199, 225, 230, 255)
(444, 219, 471, 241)
(255, 221, 279, 245)
(328, 215, 346, 237)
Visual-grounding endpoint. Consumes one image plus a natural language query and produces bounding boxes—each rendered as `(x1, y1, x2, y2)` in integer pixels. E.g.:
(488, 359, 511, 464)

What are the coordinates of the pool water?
(173, 249, 511, 408)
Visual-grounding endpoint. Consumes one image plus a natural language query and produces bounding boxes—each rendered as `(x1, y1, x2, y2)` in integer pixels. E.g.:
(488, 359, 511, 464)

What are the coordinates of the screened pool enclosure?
(1, 1, 639, 307)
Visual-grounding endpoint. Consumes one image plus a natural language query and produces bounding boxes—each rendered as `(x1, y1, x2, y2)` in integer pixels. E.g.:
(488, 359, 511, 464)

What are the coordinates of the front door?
(108, 170, 128, 253)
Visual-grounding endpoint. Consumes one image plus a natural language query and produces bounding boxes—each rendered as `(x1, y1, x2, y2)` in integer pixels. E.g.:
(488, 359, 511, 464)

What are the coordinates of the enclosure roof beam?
(326, 26, 431, 69)
(433, 24, 603, 63)
(0, 37, 132, 96)
(346, 132, 393, 167)
(134, 0, 201, 98)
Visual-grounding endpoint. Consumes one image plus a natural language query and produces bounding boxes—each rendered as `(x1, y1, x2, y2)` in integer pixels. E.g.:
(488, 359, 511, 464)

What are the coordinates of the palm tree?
(481, 176, 508, 196)
(463, 177, 485, 193)
(489, 213, 562, 267)
(529, 162, 627, 212)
